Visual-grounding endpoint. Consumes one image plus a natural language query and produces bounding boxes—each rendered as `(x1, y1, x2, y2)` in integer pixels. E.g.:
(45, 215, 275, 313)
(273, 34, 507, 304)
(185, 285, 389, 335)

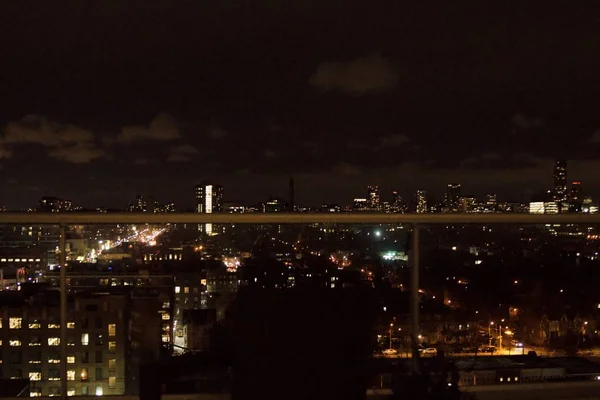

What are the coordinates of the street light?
(489, 322, 494, 346)
(389, 323, 394, 350)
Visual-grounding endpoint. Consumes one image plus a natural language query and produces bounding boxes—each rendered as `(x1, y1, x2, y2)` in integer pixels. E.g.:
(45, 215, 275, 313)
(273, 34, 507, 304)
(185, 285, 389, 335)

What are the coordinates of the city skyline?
(8, 159, 596, 213)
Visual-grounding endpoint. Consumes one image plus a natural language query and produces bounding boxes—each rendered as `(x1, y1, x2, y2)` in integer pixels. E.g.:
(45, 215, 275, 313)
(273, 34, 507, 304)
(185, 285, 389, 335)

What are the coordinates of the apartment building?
(0, 287, 162, 397)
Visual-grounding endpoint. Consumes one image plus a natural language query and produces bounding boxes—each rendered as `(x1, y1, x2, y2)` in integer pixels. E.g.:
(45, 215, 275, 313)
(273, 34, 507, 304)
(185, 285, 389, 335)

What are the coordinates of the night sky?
(1, 2, 600, 209)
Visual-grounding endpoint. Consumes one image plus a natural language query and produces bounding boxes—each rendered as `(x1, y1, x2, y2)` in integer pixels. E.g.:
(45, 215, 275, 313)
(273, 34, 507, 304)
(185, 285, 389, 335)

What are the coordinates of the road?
(376, 346, 540, 359)
(377, 346, 600, 359)
(367, 381, 600, 400)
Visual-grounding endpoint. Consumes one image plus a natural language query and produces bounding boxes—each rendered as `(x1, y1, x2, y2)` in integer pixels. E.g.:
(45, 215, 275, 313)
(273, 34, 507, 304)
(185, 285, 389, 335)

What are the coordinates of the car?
(511, 340, 524, 348)
(478, 346, 496, 353)
(422, 348, 437, 355)
(382, 348, 398, 356)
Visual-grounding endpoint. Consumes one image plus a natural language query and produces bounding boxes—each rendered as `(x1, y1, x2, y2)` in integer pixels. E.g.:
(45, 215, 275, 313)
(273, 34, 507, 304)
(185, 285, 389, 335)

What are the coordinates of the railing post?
(411, 223, 420, 374)
(60, 224, 68, 400)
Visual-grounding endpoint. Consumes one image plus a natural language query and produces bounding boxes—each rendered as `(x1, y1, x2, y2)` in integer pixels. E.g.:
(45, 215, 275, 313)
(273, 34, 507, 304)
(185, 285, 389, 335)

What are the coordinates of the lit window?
(108, 376, 116, 389)
(108, 324, 116, 336)
(30, 390, 42, 397)
(28, 320, 41, 329)
(174, 286, 180, 294)
(184, 287, 190, 294)
(81, 368, 88, 381)
(67, 356, 75, 364)
(162, 302, 170, 309)
(108, 359, 116, 369)
(48, 337, 60, 346)
(29, 372, 41, 381)
(67, 370, 75, 381)
(95, 386, 103, 396)
(162, 334, 170, 343)
(9, 317, 22, 329)
(9, 339, 21, 346)
(81, 333, 89, 345)
(48, 321, 60, 329)
(67, 322, 75, 329)
(48, 356, 60, 364)
(108, 341, 116, 352)
(161, 313, 170, 321)
(67, 389, 75, 397)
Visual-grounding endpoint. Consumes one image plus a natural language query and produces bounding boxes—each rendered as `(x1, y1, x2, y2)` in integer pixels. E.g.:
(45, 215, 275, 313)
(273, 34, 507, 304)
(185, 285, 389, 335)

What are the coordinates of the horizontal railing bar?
(0, 212, 599, 224)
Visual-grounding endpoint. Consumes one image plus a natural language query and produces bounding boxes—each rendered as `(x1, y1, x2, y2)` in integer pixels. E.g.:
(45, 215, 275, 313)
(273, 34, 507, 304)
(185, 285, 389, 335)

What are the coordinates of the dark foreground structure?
(231, 287, 378, 400)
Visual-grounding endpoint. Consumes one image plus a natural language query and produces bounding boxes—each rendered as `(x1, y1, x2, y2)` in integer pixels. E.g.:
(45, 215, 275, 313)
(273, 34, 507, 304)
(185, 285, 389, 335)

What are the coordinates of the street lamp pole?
(410, 224, 421, 374)
(59, 224, 67, 400)
(389, 323, 393, 350)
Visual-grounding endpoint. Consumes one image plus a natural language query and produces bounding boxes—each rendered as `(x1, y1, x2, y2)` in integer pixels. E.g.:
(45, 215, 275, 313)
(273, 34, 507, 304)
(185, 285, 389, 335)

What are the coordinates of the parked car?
(478, 346, 496, 353)
(421, 348, 438, 356)
(382, 348, 398, 356)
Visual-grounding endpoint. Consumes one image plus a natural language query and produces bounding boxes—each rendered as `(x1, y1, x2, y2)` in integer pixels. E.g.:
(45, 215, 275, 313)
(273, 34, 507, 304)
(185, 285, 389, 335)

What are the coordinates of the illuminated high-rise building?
(553, 160, 567, 202)
(415, 190, 427, 213)
(568, 181, 582, 212)
(483, 193, 498, 212)
(195, 182, 223, 235)
(458, 196, 476, 213)
(391, 191, 406, 213)
(444, 183, 461, 212)
(367, 185, 380, 210)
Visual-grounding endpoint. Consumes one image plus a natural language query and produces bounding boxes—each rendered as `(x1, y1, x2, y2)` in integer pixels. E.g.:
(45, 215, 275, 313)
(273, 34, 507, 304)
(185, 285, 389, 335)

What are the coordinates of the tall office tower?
(415, 190, 427, 213)
(127, 195, 147, 212)
(553, 159, 567, 202)
(568, 181, 582, 212)
(195, 182, 223, 235)
(485, 193, 497, 212)
(391, 191, 406, 213)
(367, 185, 380, 210)
(444, 183, 461, 212)
(569, 181, 582, 202)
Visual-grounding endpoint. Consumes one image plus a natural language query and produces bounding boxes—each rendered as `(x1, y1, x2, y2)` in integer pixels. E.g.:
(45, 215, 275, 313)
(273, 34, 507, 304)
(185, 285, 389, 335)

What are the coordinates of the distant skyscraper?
(444, 183, 461, 212)
(415, 190, 427, 213)
(485, 193, 497, 212)
(127, 195, 147, 212)
(553, 160, 567, 202)
(569, 181, 582, 201)
(391, 191, 406, 213)
(367, 185, 380, 210)
(568, 181, 582, 213)
(458, 196, 476, 213)
(39, 197, 72, 212)
(196, 182, 223, 235)
(353, 198, 369, 211)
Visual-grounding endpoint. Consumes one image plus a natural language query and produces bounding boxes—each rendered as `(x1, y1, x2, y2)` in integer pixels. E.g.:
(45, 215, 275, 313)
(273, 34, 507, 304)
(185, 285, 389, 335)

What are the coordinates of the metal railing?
(1, 212, 599, 400)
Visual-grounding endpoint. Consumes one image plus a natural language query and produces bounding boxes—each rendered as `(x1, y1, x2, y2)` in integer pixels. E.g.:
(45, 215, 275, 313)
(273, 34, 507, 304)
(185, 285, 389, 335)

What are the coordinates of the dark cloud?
(1, 115, 104, 164)
(166, 144, 199, 163)
(512, 114, 546, 130)
(379, 134, 410, 148)
(589, 130, 600, 143)
(332, 162, 362, 176)
(47, 143, 105, 164)
(118, 113, 180, 143)
(309, 55, 398, 94)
